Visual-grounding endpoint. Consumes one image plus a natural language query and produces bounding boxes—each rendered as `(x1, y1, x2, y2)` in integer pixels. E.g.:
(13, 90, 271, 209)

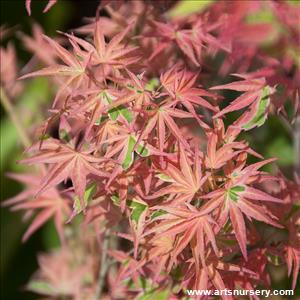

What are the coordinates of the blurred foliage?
(0, 1, 98, 299)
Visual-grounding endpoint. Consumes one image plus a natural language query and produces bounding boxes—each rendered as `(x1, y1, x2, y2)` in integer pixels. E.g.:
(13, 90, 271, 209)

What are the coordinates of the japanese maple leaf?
(19, 23, 56, 65)
(147, 20, 206, 67)
(64, 19, 139, 70)
(108, 249, 145, 291)
(120, 234, 176, 283)
(146, 20, 201, 66)
(96, 118, 128, 148)
(122, 69, 153, 109)
(144, 235, 175, 282)
(26, 0, 57, 16)
(200, 159, 283, 260)
(19, 35, 90, 106)
(96, 70, 153, 116)
(148, 18, 229, 67)
(2, 172, 70, 242)
(211, 76, 275, 128)
(184, 249, 256, 299)
(147, 145, 208, 203)
(205, 132, 251, 169)
(20, 139, 109, 201)
(160, 67, 218, 129)
(137, 101, 194, 154)
(98, 121, 167, 191)
(161, 67, 217, 110)
(27, 247, 94, 299)
(223, 248, 270, 295)
(147, 204, 219, 270)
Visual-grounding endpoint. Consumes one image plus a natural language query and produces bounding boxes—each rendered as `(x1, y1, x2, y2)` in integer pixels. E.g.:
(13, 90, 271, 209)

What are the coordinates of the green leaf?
(95, 115, 108, 125)
(135, 143, 149, 157)
(168, 0, 215, 18)
(122, 136, 151, 169)
(122, 136, 136, 170)
(119, 106, 133, 123)
(227, 185, 245, 202)
(27, 280, 56, 295)
(267, 252, 283, 266)
(102, 91, 133, 123)
(127, 199, 148, 224)
(73, 182, 97, 214)
(151, 209, 166, 220)
(111, 194, 121, 206)
(108, 106, 119, 121)
(155, 173, 174, 183)
(242, 86, 271, 130)
(231, 186, 246, 193)
(145, 78, 159, 91)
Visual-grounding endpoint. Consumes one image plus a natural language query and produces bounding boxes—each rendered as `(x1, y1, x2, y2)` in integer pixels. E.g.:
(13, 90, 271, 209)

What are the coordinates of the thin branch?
(93, 229, 110, 300)
(0, 87, 31, 148)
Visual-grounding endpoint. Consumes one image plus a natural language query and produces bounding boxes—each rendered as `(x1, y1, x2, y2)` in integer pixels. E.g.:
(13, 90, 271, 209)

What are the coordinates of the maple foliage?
(1, 0, 300, 299)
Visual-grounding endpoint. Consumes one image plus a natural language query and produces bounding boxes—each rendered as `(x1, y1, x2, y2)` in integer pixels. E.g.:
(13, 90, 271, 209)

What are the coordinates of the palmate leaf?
(19, 35, 90, 106)
(64, 19, 139, 69)
(148, 17, 227, 66)
(2, 173, 71, 242)
(205, 132, 247, 169)
(96, 70, 153, 124)
(211, 77, 274, 123)
(19, 35, 88, 78)
(213, 90, 262, 119)
(202, 182, 283, 260)
(161, 67, 217, 112)
(187, 253, 257, 295)
(137, 104, 192, 153)
(147, 205, 219, 269)
(20, 139, 109, 202)
(147, 145, 207, 203)
(160, 67, 217, 130)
